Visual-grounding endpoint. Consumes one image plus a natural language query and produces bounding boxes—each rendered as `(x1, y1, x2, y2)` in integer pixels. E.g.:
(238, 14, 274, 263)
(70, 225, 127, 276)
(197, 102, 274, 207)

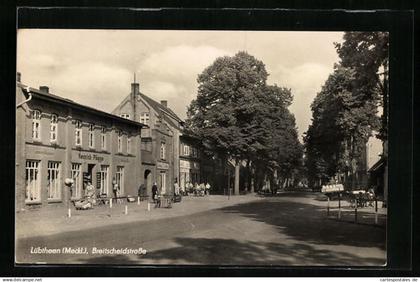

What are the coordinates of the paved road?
(16, 193, 386, 266)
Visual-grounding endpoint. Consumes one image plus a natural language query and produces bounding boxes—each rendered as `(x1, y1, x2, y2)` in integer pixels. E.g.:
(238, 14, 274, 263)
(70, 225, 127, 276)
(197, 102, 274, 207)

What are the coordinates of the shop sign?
(78, 153, 104, 162)
(157, 161, 169, 170)
(180, 160, 191, 169)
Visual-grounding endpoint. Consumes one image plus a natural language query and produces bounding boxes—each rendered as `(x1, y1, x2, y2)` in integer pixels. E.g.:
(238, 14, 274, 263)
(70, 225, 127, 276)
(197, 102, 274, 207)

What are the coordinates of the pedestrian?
(174, 180, 180, 196)
(152, 182, 158, 203)
(112, 179, 119, 199)
(205, 182, 211, 195)
(85, 181, 96, 206)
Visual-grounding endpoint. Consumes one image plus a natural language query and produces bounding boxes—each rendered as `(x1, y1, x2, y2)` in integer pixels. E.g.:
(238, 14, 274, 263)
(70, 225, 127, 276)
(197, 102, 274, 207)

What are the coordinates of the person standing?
(174, 180, 180, 196)
(152, 182, 158, 203)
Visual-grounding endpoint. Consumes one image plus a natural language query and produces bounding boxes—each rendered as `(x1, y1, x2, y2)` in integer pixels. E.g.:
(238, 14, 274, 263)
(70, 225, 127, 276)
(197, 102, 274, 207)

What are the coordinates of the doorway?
(144, 169, 152, 197)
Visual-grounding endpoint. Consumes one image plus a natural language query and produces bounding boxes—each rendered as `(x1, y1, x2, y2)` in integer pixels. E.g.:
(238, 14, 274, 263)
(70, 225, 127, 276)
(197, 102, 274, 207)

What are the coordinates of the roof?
(139, 93, 183, 124)
(19, 84, 145, 129)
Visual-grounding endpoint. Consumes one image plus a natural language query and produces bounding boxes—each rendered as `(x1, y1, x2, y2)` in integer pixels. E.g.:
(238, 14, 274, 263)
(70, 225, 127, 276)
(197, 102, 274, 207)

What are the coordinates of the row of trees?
(185, 52, 303, 194)
(304, 32, 389, 189)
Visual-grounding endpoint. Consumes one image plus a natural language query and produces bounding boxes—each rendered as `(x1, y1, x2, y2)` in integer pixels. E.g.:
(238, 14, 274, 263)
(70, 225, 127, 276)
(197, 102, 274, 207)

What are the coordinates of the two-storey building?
(112, 80, 183, 196)
(16, 76, 144, 211)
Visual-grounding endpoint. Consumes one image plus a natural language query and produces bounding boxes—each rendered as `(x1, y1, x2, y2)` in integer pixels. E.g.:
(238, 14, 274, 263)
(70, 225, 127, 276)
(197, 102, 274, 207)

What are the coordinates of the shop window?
(71, 163, 82, 199)
(140, 112, 150, 125)
(32, 110, 41, 141)
(47, 161, 61, 200)
(116, 166, 124, 195)
(75, 120, 82, 146)
(117, 131, 123, 153)
(88, 124, 95, 149)
(127, 137, 131, 154)
(160, 142, 166, 160)
(121, 113, 130, 119)
(99, 165, 109, 195)
(25, 160, 41, 203)
(50, 114, 58, 143)
(101, 127, 107, 150)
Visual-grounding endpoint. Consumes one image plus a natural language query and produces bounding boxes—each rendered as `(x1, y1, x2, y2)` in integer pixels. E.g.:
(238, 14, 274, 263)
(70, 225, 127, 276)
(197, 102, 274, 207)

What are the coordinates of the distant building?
(112, 79, 183, 196)
(16, 75, 144, 211)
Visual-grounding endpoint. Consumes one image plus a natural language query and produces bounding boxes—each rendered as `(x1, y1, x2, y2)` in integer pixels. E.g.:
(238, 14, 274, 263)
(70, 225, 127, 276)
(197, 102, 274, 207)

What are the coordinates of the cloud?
(137, 45, 232, 118)
(139, 45, 232, 80)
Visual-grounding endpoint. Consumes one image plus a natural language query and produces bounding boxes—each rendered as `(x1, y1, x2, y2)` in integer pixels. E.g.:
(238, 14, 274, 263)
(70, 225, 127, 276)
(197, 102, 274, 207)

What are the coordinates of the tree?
(186, 51, 303, 193)
(304, 65, 379, 188)
(185, 52, 269, 194)
(335, 32, 389, 141)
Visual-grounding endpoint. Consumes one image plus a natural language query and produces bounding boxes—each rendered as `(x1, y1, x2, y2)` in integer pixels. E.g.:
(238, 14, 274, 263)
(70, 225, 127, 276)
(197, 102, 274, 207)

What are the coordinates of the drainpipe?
(16, 87, 32, 108)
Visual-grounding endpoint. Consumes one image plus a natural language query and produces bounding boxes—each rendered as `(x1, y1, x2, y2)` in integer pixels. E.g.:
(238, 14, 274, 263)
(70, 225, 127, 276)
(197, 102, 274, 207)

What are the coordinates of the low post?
(125, 205, 128, 215)
(147, 202, 151, 211)
(327, 196, 330, 217)
(137, 196, 140, 205)
(110, 198, 113, 208)
(338, 193, 341, 219)
(68, 208, 71, 218)
(375, 196, 378, 224)
(355, 197, 358, 223)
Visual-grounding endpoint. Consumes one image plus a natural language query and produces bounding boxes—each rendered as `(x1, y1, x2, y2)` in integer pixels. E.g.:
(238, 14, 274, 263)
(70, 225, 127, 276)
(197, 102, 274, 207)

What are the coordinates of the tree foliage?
(305, 32, 388, 187)
(335, 32, 389, 141)
(185, 51, 302, 187)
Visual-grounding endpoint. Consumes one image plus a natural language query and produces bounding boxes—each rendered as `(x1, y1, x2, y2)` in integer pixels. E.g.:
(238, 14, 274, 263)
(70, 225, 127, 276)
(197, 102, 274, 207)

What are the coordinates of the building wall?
(16, 86, 142, 211)
(112, 86, 177, 195)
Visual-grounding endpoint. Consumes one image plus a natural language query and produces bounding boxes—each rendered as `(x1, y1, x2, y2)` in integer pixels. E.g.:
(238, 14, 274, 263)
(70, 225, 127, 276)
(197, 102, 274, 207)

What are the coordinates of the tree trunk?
(234, 160, 240, 195)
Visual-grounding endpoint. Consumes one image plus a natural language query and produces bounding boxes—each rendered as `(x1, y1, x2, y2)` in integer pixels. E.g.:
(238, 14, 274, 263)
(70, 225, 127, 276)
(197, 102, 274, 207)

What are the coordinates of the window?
(183, 144, 190, 156)
(25, 160, 41, 202)
(88, 124, 95, 148)
(101, 127, 106, 150)
(32, 110, 41, 141)
(99, 165, 109, 195)
(71, 163, 82, 199)
(50, 114, 58, 142)
(160, 142, 166, 160)
(159, 171, 166, 194)
(116, 166, 124, 195)
(127, 137, 131, 154)
(121, 113, 130, 119)
(47, 161, 61, 200)
(75, 120, 82, 146)
(139, 112, 150, 125)
(117, 131, 123, 153)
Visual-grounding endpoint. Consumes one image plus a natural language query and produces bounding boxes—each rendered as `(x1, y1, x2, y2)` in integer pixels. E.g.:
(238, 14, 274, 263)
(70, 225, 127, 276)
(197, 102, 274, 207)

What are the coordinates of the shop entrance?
(86, 163, 95, 186)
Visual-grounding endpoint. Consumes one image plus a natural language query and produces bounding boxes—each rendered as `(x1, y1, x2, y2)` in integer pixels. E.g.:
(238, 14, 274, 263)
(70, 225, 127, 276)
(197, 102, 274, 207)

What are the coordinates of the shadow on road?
(77, 237, 385, 266)
(219, 199, 386, 250)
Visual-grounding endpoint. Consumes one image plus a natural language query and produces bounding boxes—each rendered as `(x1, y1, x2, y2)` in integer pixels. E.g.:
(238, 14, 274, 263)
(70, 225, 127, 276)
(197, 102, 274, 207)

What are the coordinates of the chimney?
(160, 100, 168, 107)
(131, 82, 139, 95)
(16, 72, 21, 82)
(39, 86, 49, 93)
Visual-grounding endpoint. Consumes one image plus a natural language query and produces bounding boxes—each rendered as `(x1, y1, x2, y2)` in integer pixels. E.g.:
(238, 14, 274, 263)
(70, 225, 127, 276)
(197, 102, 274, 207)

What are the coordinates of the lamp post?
(64, 178, 74, 218)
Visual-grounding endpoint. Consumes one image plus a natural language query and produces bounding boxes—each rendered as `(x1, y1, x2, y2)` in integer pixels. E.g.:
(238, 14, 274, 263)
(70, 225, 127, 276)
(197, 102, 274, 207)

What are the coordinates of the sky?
(17, 29, 344, 141)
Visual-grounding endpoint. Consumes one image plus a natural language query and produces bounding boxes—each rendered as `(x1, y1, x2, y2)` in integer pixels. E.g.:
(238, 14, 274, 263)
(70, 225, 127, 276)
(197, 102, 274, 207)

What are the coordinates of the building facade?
(16, 80, 143, 211)
(179, 135, 201, 189)
(112, 81, 183, 196)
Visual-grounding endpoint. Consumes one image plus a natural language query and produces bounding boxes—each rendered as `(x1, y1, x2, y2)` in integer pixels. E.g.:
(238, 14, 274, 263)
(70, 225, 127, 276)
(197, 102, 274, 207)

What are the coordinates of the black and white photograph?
(15, 29, 389, 266)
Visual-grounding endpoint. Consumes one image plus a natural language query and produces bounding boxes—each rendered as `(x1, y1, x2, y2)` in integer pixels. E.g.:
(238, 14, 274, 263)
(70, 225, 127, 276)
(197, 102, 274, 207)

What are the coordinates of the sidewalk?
(15, 194, 262, 239)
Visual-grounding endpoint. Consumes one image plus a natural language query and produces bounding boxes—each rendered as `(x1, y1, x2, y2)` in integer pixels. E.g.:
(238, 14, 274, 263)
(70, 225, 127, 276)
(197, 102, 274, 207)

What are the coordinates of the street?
(16, 192, 386, 266)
